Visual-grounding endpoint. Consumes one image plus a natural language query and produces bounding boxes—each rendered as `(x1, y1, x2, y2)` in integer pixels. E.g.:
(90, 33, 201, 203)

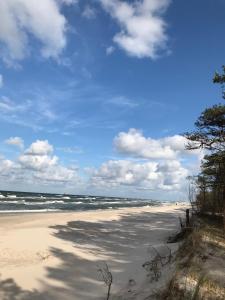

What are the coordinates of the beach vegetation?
(97, 262, 113, 300)
(158, 217, 225, 299)
(159, 67, 225, 299)
(185, 66, 225, 228)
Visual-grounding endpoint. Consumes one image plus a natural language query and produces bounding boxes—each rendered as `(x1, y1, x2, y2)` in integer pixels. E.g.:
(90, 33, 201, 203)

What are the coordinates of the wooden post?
(223, 207, 225, 234)
(186, 209, 190, 227)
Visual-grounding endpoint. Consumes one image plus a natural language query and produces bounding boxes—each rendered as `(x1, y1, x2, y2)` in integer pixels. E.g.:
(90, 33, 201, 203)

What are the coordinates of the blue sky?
(0, 0, 224, 200)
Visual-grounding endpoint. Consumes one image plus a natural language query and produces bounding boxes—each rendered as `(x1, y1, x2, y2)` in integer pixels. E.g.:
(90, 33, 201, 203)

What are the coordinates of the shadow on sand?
(0, 208, 184, 299)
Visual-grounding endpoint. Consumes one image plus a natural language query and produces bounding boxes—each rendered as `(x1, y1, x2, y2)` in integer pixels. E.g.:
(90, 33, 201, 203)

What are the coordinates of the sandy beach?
(0, 204, 187, 299)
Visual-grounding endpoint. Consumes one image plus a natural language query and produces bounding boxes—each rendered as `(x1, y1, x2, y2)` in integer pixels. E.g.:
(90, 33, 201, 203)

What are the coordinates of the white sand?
(0, 204, 187, 299)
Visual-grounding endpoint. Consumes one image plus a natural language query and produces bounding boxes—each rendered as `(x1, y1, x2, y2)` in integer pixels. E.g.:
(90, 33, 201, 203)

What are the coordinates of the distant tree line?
(185, 66, 225, 222)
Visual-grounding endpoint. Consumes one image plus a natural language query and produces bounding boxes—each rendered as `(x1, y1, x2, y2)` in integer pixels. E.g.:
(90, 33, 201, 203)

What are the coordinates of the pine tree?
(185, 66, 225, 228)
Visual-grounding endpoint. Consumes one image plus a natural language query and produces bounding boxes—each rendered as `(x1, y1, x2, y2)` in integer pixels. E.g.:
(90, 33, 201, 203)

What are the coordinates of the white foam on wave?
(29, 200, 84, 205)
(0, 200, 26, 204)
(49, 200, 64, 204)
(26, 200, 65, 205)
(0, 209, 60, 213)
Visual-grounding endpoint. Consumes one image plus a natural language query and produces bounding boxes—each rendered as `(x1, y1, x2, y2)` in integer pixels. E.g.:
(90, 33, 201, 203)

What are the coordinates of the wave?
(0, 191, 159, 213)
(66, 201, 83, 204)
(0, 209, 60, 213)
(26, 200, 65, 205)
(0, 200, 24, 204)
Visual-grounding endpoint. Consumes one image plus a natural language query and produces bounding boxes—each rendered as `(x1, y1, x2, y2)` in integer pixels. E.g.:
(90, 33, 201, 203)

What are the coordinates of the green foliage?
(185, 66, 225, 216)
(213, 65, 225, 99)
(185, 104, 225, 151)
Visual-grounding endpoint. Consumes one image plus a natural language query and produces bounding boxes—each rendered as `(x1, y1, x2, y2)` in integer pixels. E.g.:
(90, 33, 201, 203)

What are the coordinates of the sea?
(0, 190, 162, 213)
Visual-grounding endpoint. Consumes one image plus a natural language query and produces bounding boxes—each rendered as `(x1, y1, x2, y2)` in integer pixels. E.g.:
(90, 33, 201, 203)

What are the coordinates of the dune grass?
(158, 216, 225, 300)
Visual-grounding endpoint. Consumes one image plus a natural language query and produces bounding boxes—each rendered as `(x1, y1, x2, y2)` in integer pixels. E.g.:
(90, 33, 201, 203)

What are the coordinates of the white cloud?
(114, 128, 198, 160)
(108, 96, 138, 108)
(37, 101, 58, 122)
(19, 140, 58, 171)
(5, 137, 24, 149)
(90, 159, 188, 191)
(0, 0, 74, 64)
(25, 140, 53, 156)
(0, 97, 31, 113)
(57, 146, 83, 154)
(33, 165, 76, 183)
(0, 157, 16, 175)
(106, 46, 115, 55)
(99, 0, 170, 58)
(0, 132, 197, 198)
(0, 74, 3, 88)
(0, 155, 21, 184)
(57, 0, 77, 4)
(17, 140, 79, 185)
(0, 139, 80, 187)
(0, 94, 58, 131)
(157, 160, 188, 189)
(0, 130, 200, 197)
(19, 153, 58, 171)
(82, 5, 96, 19)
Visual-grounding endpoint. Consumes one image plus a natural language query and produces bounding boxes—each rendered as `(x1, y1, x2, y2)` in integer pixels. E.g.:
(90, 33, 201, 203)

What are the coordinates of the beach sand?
(0, 204, 187, 299)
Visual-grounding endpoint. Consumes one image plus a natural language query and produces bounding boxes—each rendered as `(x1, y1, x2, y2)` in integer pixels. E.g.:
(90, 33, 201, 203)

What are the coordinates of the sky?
(0, 0, 224, 200)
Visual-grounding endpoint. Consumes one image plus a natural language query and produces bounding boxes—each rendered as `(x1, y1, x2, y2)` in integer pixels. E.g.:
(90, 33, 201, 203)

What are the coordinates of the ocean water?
(0, 191, 160, 213)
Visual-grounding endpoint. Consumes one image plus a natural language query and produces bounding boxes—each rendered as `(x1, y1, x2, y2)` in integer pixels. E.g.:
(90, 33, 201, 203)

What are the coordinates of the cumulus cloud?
(0, 157, 16, 175)
(5, 137, 24, 149)
(0, 139, 80, 188)
(19, 140, 58, 171)
(114, 128, 199, 159)
(19, 153, 58, 171)
(17, 139, 79, 185)
(90, 159, 188, 191)
(0, 155, 20, 184)
(33, 165, 76, 183)
(25, 140, 53, 156)
(0, 0, 74, 64)
(157, 160, 188, 189)
(0, 133, 198, 196)
(99, 0, 170, 58)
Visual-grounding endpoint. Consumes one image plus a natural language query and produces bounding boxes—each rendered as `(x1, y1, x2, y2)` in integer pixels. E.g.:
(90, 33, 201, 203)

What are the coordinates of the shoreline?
(0, 204, 187, 299)
(0, 201, 188, 216)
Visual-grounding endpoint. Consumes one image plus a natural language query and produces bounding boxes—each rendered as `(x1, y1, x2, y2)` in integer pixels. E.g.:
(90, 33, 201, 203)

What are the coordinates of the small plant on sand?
(142, 246, 173, 282)
(97, 262, 113, 300)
